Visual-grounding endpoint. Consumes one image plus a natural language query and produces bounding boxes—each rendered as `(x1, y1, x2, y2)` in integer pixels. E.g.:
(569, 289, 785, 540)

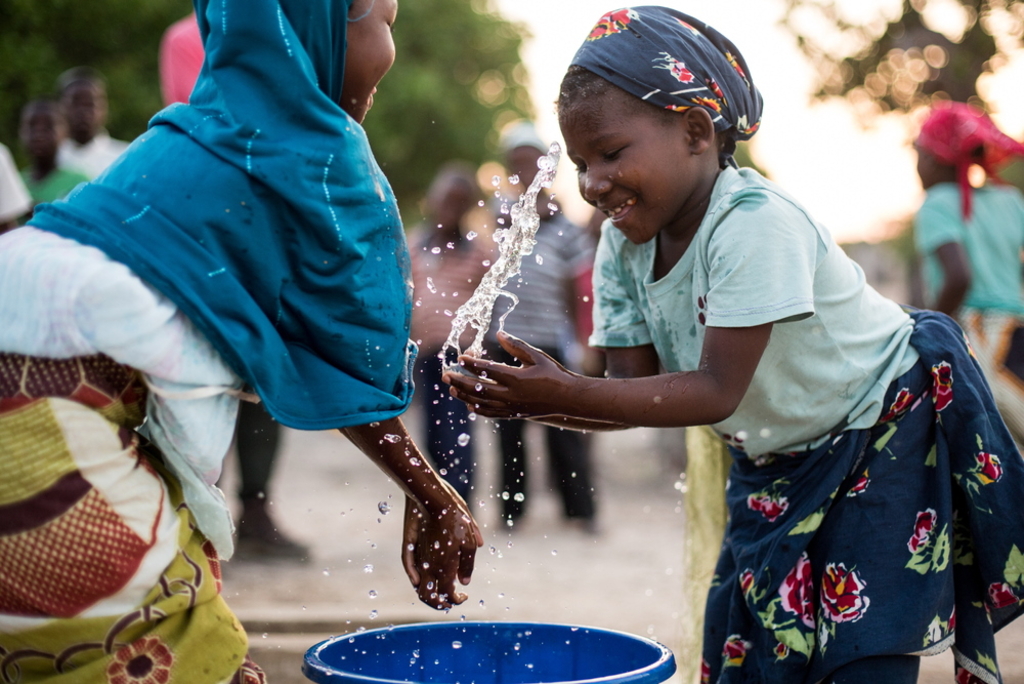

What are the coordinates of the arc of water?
(440, 142, 561, 367)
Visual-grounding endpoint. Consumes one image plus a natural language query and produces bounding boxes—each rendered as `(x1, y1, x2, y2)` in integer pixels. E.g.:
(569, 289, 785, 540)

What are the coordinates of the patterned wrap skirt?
(0, 353, 264, 684)
(702, 310, 1024, 684)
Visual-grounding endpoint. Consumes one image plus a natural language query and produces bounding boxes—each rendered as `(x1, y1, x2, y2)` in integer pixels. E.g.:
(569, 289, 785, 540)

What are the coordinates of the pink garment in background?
(159, 13, 205, 106)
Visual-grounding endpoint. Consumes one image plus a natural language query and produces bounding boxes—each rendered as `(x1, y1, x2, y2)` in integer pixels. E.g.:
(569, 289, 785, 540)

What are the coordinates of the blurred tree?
(780, 0, 1023, 114)
(0, 0, 192, 158)
(366, 0, 533, 219)
(0, 0, 533, 221)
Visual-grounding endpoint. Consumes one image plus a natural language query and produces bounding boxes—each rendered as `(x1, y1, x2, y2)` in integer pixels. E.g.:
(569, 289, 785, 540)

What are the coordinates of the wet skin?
(444, 92, 773, 431)
(337, 0, 483, 610)
(340, 0, 398, 123)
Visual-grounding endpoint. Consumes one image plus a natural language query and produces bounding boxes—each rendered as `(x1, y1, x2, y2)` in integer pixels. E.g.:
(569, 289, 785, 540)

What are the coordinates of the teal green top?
(915, 182, 1024, 316)
(30, 0, 417, 430)
(20, 167, 89, 205)
(591, 167, 918, 457)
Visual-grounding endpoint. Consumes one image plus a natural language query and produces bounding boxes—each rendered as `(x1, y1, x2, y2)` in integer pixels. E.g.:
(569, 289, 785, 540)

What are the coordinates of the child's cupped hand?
(443, 331, 576, 419)
(401, 482, 483, 610)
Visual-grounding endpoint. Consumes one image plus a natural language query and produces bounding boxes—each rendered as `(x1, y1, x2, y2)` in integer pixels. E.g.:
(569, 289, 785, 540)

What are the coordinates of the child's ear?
(682, 108, 716, 156)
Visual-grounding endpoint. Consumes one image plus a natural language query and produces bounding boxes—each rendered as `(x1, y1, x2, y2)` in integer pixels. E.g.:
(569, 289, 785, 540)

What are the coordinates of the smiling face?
(340, 0, 398, 122)
(559, 83, 718, 246)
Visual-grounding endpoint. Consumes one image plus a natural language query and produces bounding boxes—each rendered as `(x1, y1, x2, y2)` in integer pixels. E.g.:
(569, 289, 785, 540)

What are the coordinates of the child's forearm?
(340, 417, 453, 514)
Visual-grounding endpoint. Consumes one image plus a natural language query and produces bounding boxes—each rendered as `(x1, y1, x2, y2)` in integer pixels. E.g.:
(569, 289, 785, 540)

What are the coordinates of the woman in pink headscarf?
(914, 101, 1024, 445)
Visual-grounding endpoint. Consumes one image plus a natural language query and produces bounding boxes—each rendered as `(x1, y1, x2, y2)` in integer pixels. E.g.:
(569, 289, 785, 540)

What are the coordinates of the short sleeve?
(0, 144, 31, 222)
(703, 192, 819, 327)
(590, 226, 653, 348)
(914, 194, 964, 255)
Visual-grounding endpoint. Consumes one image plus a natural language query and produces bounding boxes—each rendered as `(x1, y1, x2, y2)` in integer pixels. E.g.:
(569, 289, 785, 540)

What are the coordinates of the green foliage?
(1, 0, 534, 223)
(0, 0, 193, 163)
(365, 0, 533, 221)
(780, 0, 1024, 113)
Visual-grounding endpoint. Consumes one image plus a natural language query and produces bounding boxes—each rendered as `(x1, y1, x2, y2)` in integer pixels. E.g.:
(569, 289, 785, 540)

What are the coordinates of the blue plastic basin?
(302, 621, 676, 684)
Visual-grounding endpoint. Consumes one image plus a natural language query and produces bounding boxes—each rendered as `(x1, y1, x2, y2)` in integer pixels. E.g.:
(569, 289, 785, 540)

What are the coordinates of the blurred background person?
(490, 121, 598, 533)
(159, 11, 203, 106)
(0, 142, 31, 233)
(409, 162, 489, 501)
(56, 67, 129, 179)
(155, 13, 305, 561)
(914, 101, 1024, 446)
(18, 99, 89, 220)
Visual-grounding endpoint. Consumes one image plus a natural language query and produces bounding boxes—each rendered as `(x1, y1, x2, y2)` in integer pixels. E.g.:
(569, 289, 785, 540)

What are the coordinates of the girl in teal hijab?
(0, 2, 483, 677)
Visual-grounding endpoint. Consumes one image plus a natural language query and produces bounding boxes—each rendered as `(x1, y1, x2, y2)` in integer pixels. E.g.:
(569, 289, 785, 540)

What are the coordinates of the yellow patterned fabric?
(678, 426, 730, 684)
(0, 353, 264, 684)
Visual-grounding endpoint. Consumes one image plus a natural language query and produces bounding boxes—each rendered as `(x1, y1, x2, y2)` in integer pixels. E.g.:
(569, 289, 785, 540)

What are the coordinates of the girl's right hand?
(443, 331, 578, 419)
(401, 486, 482, 610)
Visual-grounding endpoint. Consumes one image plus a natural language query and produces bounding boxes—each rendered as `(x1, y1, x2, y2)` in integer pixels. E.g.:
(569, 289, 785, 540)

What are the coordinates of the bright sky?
(491, 0, 1024, 243)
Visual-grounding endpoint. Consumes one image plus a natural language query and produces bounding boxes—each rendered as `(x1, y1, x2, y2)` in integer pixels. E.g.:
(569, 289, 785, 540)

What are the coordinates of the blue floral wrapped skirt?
(702, 310, 1024, 684)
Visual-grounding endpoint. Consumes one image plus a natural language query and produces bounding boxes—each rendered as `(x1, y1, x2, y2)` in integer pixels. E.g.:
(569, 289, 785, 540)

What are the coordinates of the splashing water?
(441, 143, 561, 364)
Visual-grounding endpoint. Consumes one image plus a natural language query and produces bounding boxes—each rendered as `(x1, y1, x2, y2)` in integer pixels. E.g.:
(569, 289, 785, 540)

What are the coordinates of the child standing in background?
(490, 121, 598, 532)
(447, 7, 1024, 682)
(914, 102, 1024, 447)
(18, 99, 89, 218)
(409, 162, 489, 500)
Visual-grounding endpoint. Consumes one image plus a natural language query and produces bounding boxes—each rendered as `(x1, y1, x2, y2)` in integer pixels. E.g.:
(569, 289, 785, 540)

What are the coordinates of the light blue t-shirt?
(914, 182, 1024, 316)
(591, 166, 919, 457)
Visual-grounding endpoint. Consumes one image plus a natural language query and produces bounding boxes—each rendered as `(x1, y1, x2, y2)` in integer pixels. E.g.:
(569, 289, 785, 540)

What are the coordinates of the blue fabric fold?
(30, 0, 416, 429)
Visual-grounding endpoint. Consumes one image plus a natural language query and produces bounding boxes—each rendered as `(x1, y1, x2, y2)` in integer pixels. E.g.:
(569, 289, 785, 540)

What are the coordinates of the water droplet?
(760, 428, 772, 438)
(378, 501, 391, 515)
(508, 174, 520, 185)
(413, 649, 420, 658)
(426, 277, 437, 293)
(364, 564, 374, 573)
(547, 202, 559, 213)
(501, 492, 510, 500)
(479, 599, 486, 607)
(430, 246, 441, 255)
(551, 549, 558, 556)
(513, 492, 525, 502)
(369, 609, 378, 619)
(474, 383, 483, 392)
(382, 434, 401, 444)
(322, 568, 331, 576)
(468, 412, 477, 421)
(482, 259, 491, 267)
(466, 231, 477, 240)
(457, 433, 471, 447)
(368, 589, 378, 598)
(513, 642, 521, 651)
(406, 543, 415, 552)
(409, 456, 421, 466)
(535, 254, 543, 265)
(491, 175, 501, 187)
(452, 641, 463, 649)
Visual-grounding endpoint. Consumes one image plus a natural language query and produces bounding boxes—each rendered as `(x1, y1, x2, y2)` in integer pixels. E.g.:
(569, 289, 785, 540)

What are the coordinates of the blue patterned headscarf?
(30, 0, 415, 430)
(571, 6, 763, 167)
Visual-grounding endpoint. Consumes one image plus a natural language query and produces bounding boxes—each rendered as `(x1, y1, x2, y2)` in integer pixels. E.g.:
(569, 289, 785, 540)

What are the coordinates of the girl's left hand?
(443, 331, 577, 418)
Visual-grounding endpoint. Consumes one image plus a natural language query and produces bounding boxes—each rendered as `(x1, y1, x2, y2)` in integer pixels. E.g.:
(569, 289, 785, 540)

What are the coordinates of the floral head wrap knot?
(917, 101, 1024, 219)
(571, 6, 763, 168)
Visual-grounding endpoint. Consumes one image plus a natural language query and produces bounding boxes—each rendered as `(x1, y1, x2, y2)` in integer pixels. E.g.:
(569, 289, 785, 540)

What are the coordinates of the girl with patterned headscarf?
(914, 102, 1024, 448)
(446, 7, 1024, 683)
(0, 0, 483, 680)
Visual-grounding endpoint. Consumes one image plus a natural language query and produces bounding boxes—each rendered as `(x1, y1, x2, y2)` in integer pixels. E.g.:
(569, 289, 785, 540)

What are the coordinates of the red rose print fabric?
(702, 311, 1024, 683)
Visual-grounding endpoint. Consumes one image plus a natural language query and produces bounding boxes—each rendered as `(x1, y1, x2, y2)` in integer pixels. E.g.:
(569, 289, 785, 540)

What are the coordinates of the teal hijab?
(31, 0, 415, 430)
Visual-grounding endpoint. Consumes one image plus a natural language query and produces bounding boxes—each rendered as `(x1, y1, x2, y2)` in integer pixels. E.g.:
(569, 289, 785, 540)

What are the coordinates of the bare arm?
(444, 324, 772, 429)
(933, 241, 971, 316)
(341, 417, 483, 609)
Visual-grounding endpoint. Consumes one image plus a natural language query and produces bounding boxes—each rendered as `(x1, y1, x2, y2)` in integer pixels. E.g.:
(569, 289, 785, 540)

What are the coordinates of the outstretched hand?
(401, 484, 483, 610)
(443, 331, 577, 419)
